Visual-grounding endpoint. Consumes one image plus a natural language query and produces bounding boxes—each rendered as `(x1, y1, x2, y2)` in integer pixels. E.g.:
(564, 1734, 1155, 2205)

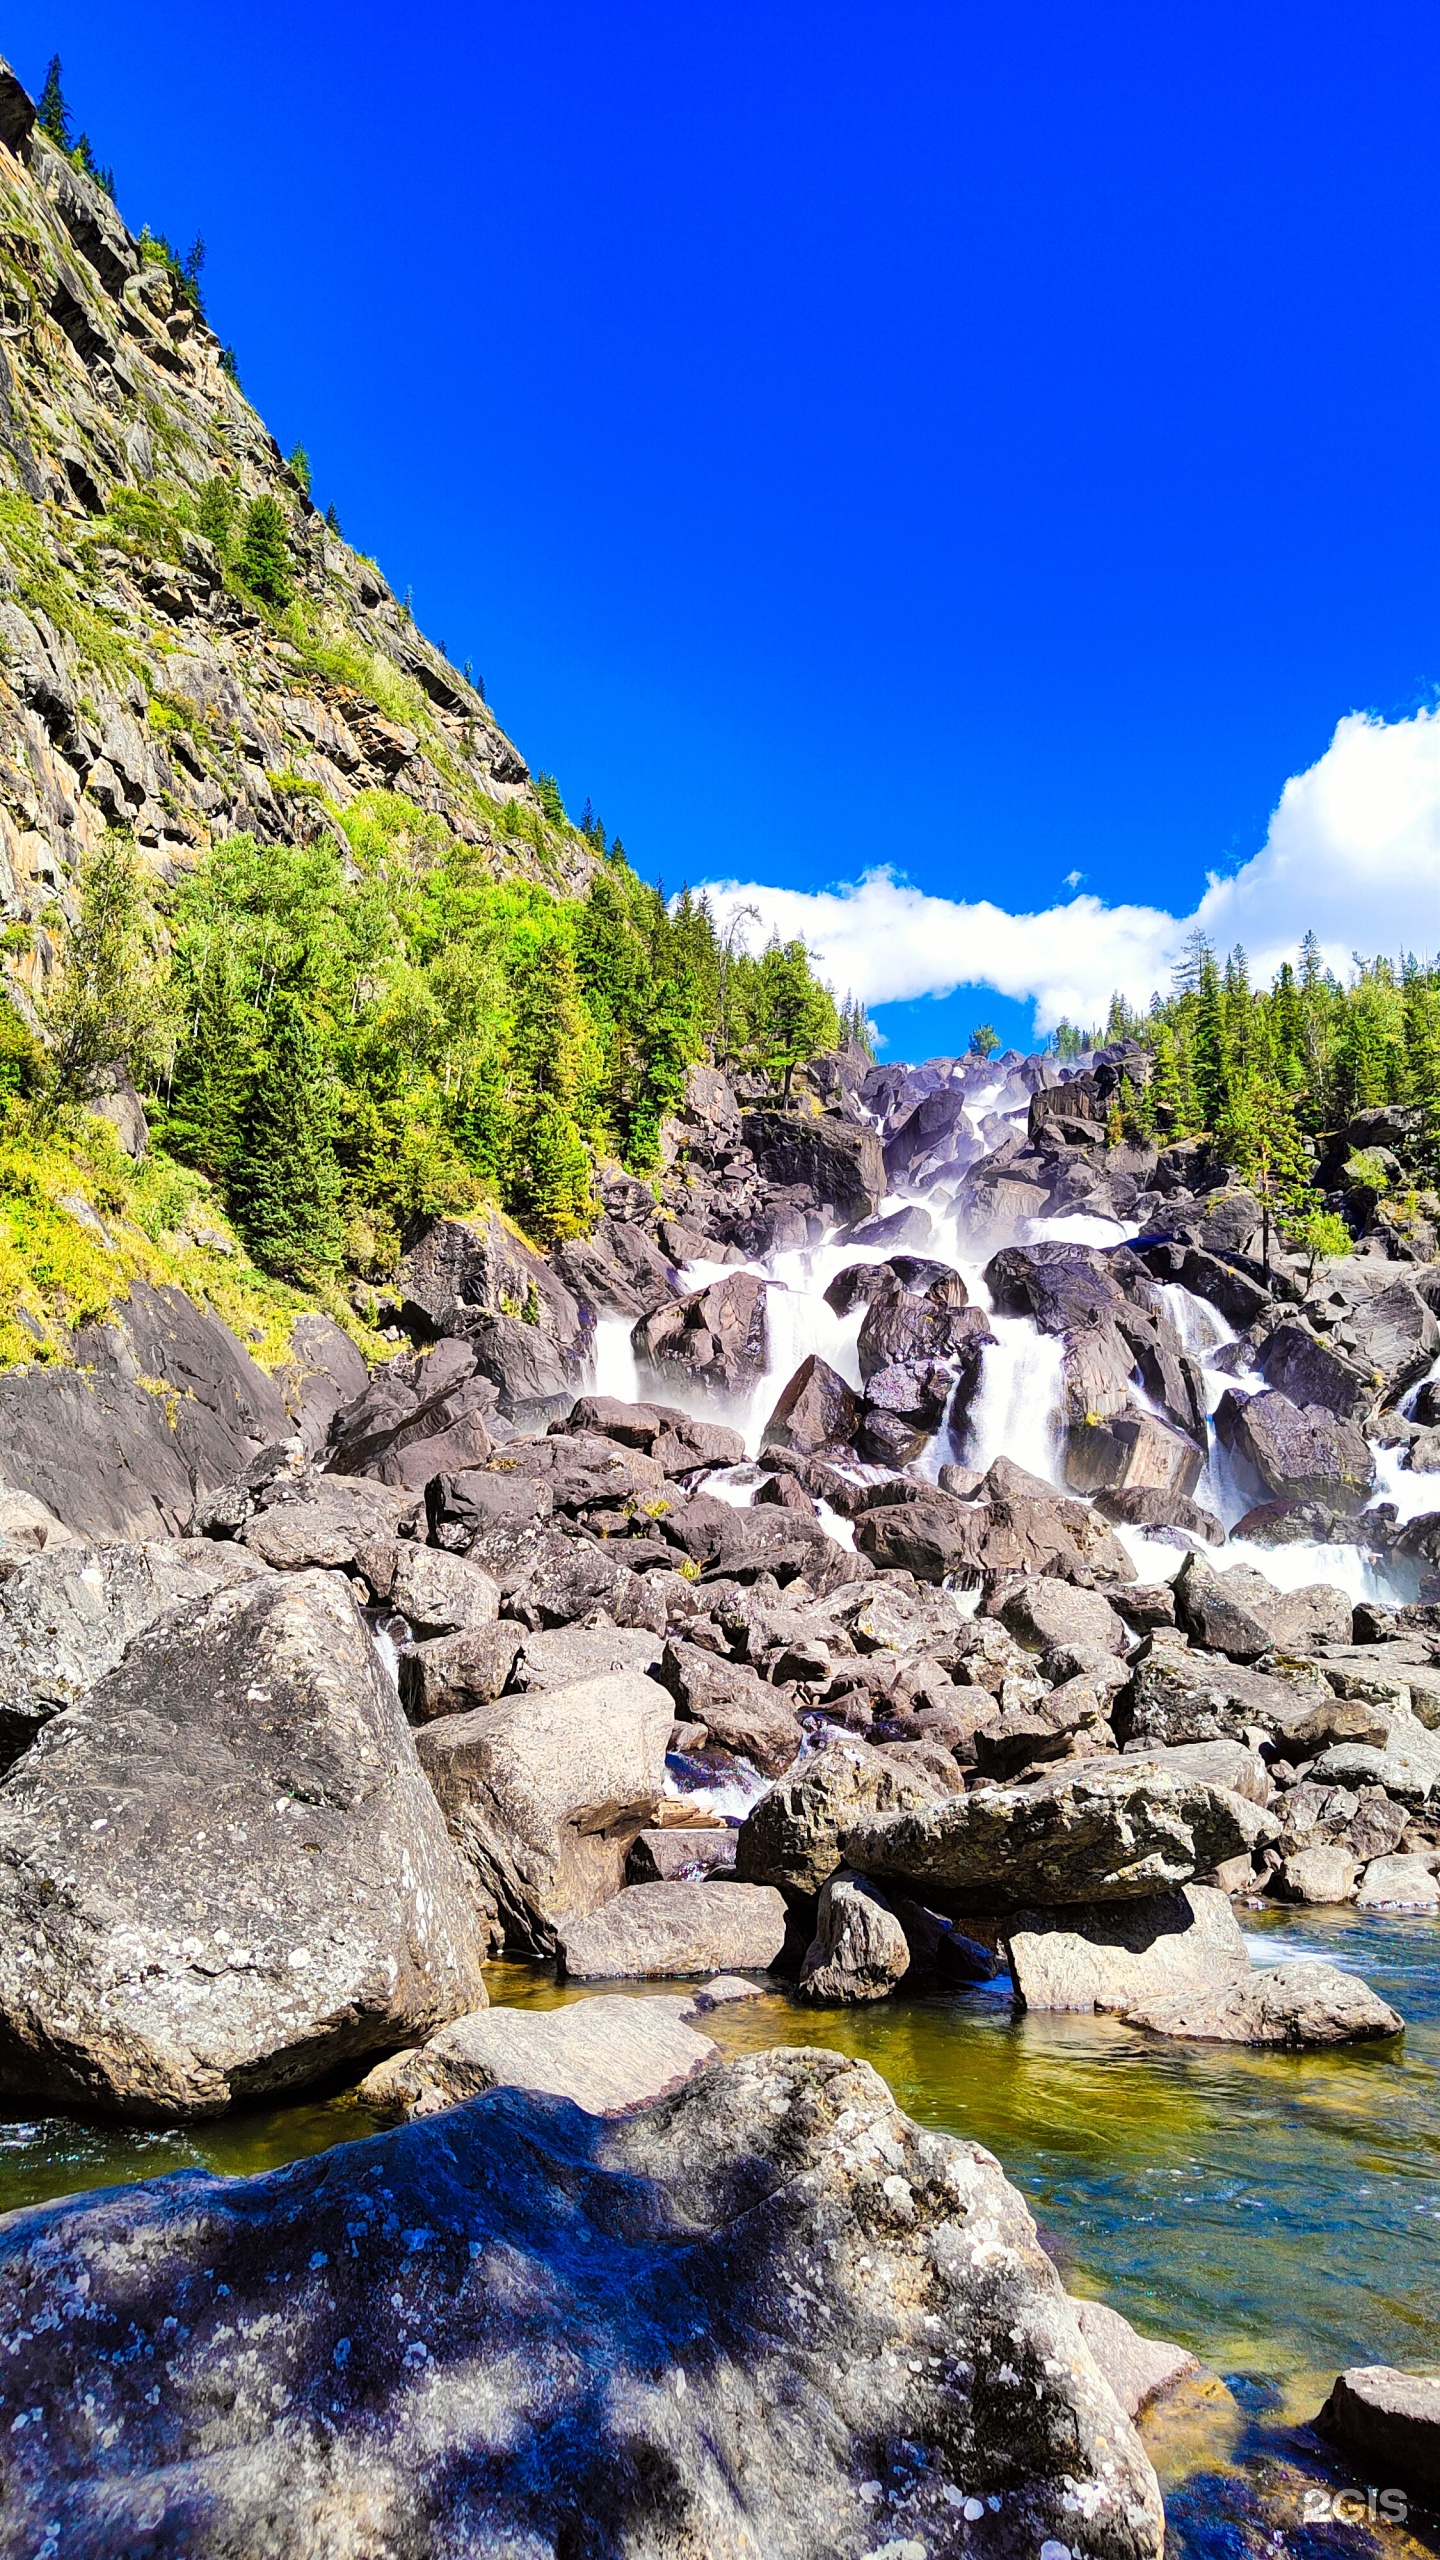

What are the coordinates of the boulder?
(1004, 1886, 1250, 2012)
(995, 1576, 1130, 1667)
(1064, 1409, 1204, 1503)
(425, 1466, 554, 1550)
(0, 1365, 194, 1541)
(663, 1493, 864, 1593)
(797, 1867, 912, 2001)
(414, 1670, 673, 1954)
(395, 1209, 585, 1352)
(509, 1623, 665, 1692)
(72, 1280, 290, 1495)
(328, 1337, 498, 1485)
(659, 1637, 804, 1774)
(1116, 1644, 1323, 1750)
(1275, 1845, 1360, 1904)
(0, 1570, 487, 2118)
(356, 1991, 718, 2120)
(1125, 1960, 1403, 2045)
(1216, 1388, 1375, 1513)
(627, 1826, 737, 1883)
(761, 1351, 860, 1456)
(1316, 2367, 1440, 2497)
(741, 1108, 887, 1222)
(565, 1394, 746, 1467)
(734, 1738, 948, 1896)
(1356, 1853, 1440, 1910)
(1092, 1485, 1224, 1546)
(1073, 2300, 1201, 2421)
(0, 1536, 270, 1768)
(558, 1879, 790, 1978)
(360, 1539, 499, 1637)
(1253, 1322, 1370, 1421)
(841, 1761, 1275, 1909)
(284, 1311, 371, 1455)
(554, 1216, 682, 1318)
(633, 1269, 769, 1391)
(234, 1468, 417, 1571)
(398, 1622, 525, 1720)
(0, 2047, 1164, 2560)
(1099, 1738, 1272, 1805)
(464, 1312, 578, 1424)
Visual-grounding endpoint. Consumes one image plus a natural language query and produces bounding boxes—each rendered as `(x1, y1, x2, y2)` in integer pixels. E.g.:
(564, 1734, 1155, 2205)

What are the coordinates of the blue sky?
(12, 2, 1440, 1055)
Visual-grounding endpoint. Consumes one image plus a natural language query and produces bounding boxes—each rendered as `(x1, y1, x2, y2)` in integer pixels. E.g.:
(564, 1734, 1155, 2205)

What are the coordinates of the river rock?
(1172, 1551, 1350, 1660)
(509, 1623, 664, 1691)
(663, 1491, 865, 1593)
(1356, 1853, 1440, 1910)
(359, 1538, 500, 1636)
(232, 1467, 417, 1570)
(797, 1867, 912, 2001)
(633, 1269, 769, 1390)
(842, 1762, 1275, 1909)
(659, 1637, 804, 1773)
(565, 1394, 747, 1467)
(1277, 1845, 1360, 1903)
(1216, 1388, 1375, 1513)
(741, 1107, 887, 1222)
(1126, 1960, 1403, 2045)
(627, 1826, 737, 1882)
(995, 1575, 1131, 1668)
(761, 1351, 861, 1456)
(0, 1536, 270, 1768)
(1116, 1643, 1323, 1749)
(735, 1737, 948, 1896)
(396, 1209, 584, 1352)
(0, 2046, 1164, 2560)
(1253, 1322, 1370, 1421)
(1108, 1739, 1273, 1805)
(356, 1991, 718, 2120)
(1074, 2300, 1201, 2420)
(399, 1622, 525, 1719)
(558, 1878, 790, 1977)
(1316, 2367, 1440, 2497)
(1005, 1885, 1250, 2013)
(415, 1671, 673, 1954)
(0, 1570, 487, 2118)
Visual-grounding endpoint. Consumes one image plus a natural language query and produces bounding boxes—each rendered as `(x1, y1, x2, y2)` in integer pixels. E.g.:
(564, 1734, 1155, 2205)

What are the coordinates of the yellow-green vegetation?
(0, 1105, 380, 1373)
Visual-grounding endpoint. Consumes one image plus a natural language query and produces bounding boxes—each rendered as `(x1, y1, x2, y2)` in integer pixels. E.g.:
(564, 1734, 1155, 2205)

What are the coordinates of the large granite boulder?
(841, 1762, 1275, 1909)
(0, 1571, 487, 2118)
(1126, 1960, 1403, 2045)
(735, 1737, 948, 1897)
(1172, 1551, 1350, 1661)
(1216, 1388, 1375, 1513)
(1005, 1885, 1250, 2013)
(1115, 1641, 1324, 1749)
(414, 1671, 673, 1955)
(0, 1537, 269, 1768)
(660, 1637, 804, 1773)
(662, 1491, 867, 1593)
(356, 1992, 718, 2120)
(797, 1866, 912, 2001)
(855, 1459, 1135, 1590)
(0, 2047, 1164, 2560)
(558, 1879, 791, 1978)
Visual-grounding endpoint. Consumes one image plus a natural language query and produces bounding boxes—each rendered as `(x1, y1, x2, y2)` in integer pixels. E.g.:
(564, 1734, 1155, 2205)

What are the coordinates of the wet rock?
(1125, 1960, 1402, 2045)
(633, 1269, 769, 1392)
(659, 1638, 804, 1774)
(627, 1826, 737, 1883)
(1064, 1409, 1204, 1503)
(1216, 1388, 1375, 1513)
(847, 1200, 936, 1249)
(0, 1537, 269, 1768)
(1005, 1884, 1250, 2014)
(1317, 2366, 1440, 2496)
(761, 1350, 860, 1456)
(797, 1866, 911, 2001)
(398, 1622, 525, 1720)
(842, 1761, 1275, 1909)
(0, 2045, 1164, 2560)
(0, 1570, 487, 2118)
(741, 1108, 887, 1223)
(415, 1670, 673, 1954)
(356, 1991, 718, 2121)
(1074, 2300, 1200, 2421)
(1356, 1853, 1440, 1910)
(735, 1737, 948, 1897)
(558, 1878, 790, 1977)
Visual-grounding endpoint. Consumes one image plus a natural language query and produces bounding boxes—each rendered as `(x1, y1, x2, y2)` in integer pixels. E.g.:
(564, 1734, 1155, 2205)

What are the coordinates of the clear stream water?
(7, 1091, 1440, 2555)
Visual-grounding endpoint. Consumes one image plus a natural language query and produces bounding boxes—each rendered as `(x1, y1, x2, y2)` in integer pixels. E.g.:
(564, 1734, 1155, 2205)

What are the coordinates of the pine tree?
(236, 495, 291, 603)
(755, 937, 838, 1099)
(325, 501, 342, 537)
(1140, 1021, 1182, 1135)
(37, 56, 70, 149)
(1191, 951, 1229, 1132)
(230, 1001, 343, 1278)
(968, 1023, 1000, 1058)
(160, 951, 255, 1179)
(38, 832, 168, 1121)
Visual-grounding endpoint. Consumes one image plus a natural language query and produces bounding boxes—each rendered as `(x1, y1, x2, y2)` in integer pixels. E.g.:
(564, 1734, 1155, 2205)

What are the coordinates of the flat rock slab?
(1006, 1886, 1250, 2015)
(559, 1879, 790, 1978)
(842, 1764, 1275, 1909)
(1317, 2366, 1440, 2497)
(357, 1992, 718, 2120)
(1074, 2299, 1201, 2420)
(1126, 1959, 1403, 2046)
(0, 2048, 1163, 2560)
(0, 1570, 487, 2118)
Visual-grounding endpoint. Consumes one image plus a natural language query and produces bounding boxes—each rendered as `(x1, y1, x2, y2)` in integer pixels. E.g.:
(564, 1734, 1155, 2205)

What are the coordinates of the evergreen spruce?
(230, 1001, 343, 1278)
(37, 56, 70, 149)
(235, 495, 291, 603)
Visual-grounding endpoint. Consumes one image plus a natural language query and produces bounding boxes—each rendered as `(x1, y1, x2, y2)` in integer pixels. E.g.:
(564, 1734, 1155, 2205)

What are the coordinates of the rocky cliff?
(0, 53, 592, 1026)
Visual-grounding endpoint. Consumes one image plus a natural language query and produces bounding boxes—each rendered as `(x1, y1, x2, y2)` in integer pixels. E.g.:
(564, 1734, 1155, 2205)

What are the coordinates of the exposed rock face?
(0, 1365, 194, 1540)
(735, 1737, 948, 1897)
(0, 1570, 487, 2117)
(0, 1535, 269, 1766)
(395, 1212, 586, 1352)
(1317, 2367, 1440, 2496)
(356, 1992, 718, 2120)
(1217, 1388, 1375, 1512)
(842, 1763, 1275, 1909)
(761, 1350, 861, 1455)
(1005, 1885, 1250, 2013)
(741, 1108, 887, 1223)
(327, 1336, 498, 1486)
(558, 1879, 790, 1978)
(633, 1269, 769, 1391)
(1127, 1961, 1403, 2044)
(797, 1865, 912, 2000)
(0, 2048, 1164, 2560)
(414, 1670, 673, 1955)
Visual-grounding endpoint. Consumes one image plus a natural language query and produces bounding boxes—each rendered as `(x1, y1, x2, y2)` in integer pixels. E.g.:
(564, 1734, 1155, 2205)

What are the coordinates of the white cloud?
(696, 706, 1440, 1030)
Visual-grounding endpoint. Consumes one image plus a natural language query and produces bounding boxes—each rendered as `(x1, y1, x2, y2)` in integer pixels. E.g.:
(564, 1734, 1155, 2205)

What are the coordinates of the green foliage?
(219, 345, 241, 384)
(197, 475, 239, 556)
(534, 772, 567, 826)
(37, 56, 69, 148)
(235, 495, 292, 605)
(286, 444, 312, 498)
(968, 1023, 1000, 1058)
(0, 1002, 42, 1097)
(1342, 1147, 1394, 1197)
(35, 833, 170, 1123)
(229, 999, 344, 1281)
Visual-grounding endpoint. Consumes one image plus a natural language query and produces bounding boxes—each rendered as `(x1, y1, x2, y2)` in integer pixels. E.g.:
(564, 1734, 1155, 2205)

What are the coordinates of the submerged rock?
(0, 2048, 1165, 2560)
(1317, 2366, 1440, 2497)
(1125, 1959, 1403, 2045)
(0, 1570, 487, 2118)
(1074, 2299, 1201, 2421)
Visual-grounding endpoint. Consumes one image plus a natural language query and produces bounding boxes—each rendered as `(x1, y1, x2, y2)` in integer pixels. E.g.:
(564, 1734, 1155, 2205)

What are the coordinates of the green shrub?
(236, 495, 292, 605)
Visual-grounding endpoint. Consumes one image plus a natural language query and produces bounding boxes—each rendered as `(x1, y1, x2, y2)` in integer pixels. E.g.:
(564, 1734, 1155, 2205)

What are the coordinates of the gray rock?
(742, 1108, 888, 1222)
(0, 1365, 194, 1541)
(842, 1762, 1276, 1908)
(0, 2046, 1164, 2560)
(627, 1825, 737, 1882)
(554, 1217, 683, 1318)
(660, 1636, 805, 1773)
(415, 1671, 673, 1954)
(396, 1209, 585, 1352)
(633, 1269, 770, 1391)
(284, 1312, 370, 1455)
(1127, 1959, 1403, 2044)
(235, 1469, 416, 1571)
(0, 1570, 487, 2118)
(995, 1575, 1130, 1665)
(761, 1350, 861, 1456)
(510, 1622, 664, 1691)
(1074, 2300, 1200, 2420)
(1006, 1884, 1250, 2013)
(798, 1867, 912, 2001)
(1109, 1738, 1272, 1806)
(735, 1737, 947, 1896)
(1356, 1853, 1440, 1909)
(558, 1878, 790, 1978)
(360, 1538, 500, 1635)
(1276, 1845, 1360, 1904)
(0, 1537, 269, 1768)
(663, 1491, 866, 1594)
(1317, 2366, 1440, 2497)
(72, 1279, 290, 1496)
(398, 1621, 525, 1720)
(1116, 1643, 1324, 1749)
(1172, 1551, 1350, 1660)
(1217, 1388, 1375, 1513)
(356, 1991, 718, 2120)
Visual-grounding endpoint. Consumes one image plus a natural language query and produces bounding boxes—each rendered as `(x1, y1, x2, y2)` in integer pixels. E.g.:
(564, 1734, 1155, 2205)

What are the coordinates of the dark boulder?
(1064, 1408, 1203, 1502)
(554, 1216, 683, 1318)
(633, 1269, 768, 1392)
(1216, 1387, 1375, 1512)
(285, 1312, 371, 1454)
(741, 1107, 886, 1223)
(328, 1337, 499, 1485)
(72, 1280, 290, 1494)
(760, 1350, 860, 1456)
(564, 1393, 746, 1468)
(0, 2048, 1164, 2560)
(465, 1312, 579, 1424)
(0, 1570, 487, 2117)
(0, 1366, 197, 1541)
(395, 1209, 585, 1353)
(1253, 1321, 1370, 1421)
